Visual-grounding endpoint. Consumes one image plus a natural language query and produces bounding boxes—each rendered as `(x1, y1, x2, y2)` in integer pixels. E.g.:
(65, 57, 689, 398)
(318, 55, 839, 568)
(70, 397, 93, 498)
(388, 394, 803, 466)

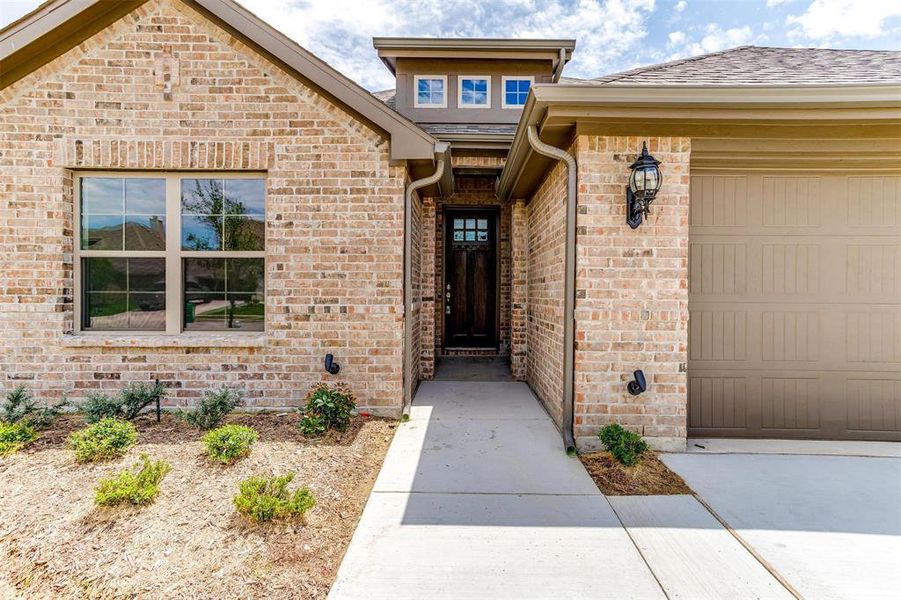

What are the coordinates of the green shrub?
(68, 418, 137, 463)
(298, 383, 355, 436)
(598, 423, 649, 466)
(2, 385, 68, 429)
(82, 382, 166, 423)
(234, 474, 315, 523)
(0, 421, 38, 456)
(177, 386, 244, 430)
(202, 424, 258, 464)
(94, 454, 172, 506)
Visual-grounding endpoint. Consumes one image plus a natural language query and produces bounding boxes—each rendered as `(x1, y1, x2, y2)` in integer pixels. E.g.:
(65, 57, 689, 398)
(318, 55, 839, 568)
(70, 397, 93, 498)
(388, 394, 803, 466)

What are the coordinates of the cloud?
(665, 24, 754, 60)
(674, 0, 686, 12)
(786, 0, 901, 40)
(237, 0, 658, 90)
(668, 31, 686, 45)
(765, 0, 792, 7)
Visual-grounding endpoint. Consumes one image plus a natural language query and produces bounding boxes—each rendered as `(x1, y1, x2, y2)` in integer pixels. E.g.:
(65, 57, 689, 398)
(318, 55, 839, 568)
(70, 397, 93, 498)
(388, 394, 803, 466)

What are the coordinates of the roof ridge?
(595, 45, 754, 84)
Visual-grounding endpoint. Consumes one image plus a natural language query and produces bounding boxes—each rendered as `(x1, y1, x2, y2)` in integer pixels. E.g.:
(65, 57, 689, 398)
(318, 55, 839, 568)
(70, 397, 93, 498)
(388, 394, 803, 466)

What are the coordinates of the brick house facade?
(0, 0, 410, 414)
(2, 1, 898, 447)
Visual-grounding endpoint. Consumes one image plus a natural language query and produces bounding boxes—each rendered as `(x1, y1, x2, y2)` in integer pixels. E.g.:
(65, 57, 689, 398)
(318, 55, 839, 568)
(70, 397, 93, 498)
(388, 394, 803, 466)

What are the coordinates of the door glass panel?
(477, 231, 488, 241)
(453, 231, 464, 241)
(465, 219, 476, 229)
(465, 231, 476, 241)
(477, 219, 487, 229)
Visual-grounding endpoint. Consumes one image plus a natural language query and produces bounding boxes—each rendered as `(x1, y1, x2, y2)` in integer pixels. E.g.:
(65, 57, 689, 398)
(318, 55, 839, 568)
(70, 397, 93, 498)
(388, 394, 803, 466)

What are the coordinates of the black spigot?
(324, 354, 340, 375)
(627, 370, 647, 396)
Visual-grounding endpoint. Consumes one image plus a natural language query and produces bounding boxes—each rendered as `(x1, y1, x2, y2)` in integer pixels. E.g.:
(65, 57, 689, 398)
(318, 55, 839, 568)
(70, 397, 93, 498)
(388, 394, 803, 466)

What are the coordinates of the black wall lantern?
(626, 142, 662, 229)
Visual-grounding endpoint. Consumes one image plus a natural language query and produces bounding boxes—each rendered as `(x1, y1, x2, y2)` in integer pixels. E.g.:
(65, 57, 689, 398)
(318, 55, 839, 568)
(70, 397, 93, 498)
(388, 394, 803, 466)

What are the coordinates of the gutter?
(526, 125, 576, 454)
(403, 143, 450, 415)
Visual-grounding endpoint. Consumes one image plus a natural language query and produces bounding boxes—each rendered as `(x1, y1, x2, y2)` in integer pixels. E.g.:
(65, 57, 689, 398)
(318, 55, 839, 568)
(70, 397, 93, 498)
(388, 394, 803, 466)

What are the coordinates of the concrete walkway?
(329, 381, 664, 599)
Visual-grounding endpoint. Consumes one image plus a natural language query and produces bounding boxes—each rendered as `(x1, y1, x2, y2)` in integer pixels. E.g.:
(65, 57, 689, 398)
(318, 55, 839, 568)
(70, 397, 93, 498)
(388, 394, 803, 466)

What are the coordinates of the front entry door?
(445, 210, 497, 348)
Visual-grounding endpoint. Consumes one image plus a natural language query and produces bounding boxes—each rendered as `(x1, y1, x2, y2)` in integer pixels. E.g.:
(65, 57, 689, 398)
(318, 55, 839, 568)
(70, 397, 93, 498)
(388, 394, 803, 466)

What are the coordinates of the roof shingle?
(590, 46, 901, 86)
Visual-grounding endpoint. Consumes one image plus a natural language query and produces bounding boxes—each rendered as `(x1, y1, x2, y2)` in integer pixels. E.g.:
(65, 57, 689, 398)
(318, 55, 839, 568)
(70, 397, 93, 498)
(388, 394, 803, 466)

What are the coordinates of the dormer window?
(502, 76, 533, 108)
(414, 75, 447, 108)
(458, 76, 491, 108)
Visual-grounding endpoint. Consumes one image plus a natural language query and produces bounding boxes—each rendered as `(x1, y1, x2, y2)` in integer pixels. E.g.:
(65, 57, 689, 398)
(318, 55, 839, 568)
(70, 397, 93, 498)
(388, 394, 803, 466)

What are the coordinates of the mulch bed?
(0, 412, 396, 599)
(579, 451, 693, 496)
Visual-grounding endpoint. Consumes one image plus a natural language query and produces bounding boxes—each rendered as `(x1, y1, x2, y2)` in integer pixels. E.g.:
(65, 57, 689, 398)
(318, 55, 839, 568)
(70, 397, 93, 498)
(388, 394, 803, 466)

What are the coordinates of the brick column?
(510, 198, 528, 380)
(420, 197, 437, 379)
(574, 136, 691, 451)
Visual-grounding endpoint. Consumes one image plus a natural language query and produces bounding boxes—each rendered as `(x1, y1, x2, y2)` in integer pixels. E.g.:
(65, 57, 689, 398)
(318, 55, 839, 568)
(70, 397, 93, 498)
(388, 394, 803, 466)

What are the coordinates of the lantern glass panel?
(645, 169, 659, 193)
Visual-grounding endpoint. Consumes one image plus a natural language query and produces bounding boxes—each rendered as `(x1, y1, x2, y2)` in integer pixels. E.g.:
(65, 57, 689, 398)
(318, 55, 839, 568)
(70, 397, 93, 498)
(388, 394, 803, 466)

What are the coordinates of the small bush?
(177, 386, 244, 430)
(234, 474, 315, 523)
(2, 385, 68, 429)
(94, 454, 172, 506)
(82, 382, 166, 423)
(202, 424, 258, 464)
(298, 383, 355, 436)
(68, 418, 137, 463)
(0, 421, 38, 456)
(598, 423, 649, 467)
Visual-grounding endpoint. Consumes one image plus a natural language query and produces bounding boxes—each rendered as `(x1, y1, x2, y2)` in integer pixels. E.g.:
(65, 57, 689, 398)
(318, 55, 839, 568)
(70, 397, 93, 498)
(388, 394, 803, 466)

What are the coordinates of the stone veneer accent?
(0, 0, 407, 414)
(574, 136, 690, 450)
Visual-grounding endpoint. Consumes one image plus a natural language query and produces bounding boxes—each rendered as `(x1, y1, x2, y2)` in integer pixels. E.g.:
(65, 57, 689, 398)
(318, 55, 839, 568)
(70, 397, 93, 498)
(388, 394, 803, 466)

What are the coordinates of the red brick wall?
(0, 0, 406, 414)
(574, 136, 691, 450)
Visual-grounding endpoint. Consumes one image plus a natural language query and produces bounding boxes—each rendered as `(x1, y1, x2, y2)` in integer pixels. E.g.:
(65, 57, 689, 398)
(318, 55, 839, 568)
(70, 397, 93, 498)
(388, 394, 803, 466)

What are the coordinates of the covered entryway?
(688, 150, 900, 440)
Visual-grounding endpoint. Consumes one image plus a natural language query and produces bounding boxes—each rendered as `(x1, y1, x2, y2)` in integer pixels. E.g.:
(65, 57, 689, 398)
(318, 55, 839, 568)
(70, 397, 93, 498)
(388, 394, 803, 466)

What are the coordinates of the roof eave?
(497, 83, 901, 200)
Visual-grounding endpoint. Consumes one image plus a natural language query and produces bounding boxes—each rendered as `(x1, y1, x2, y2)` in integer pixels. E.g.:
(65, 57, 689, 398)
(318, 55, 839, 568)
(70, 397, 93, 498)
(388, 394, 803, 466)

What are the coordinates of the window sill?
(61, 333, 268, 349)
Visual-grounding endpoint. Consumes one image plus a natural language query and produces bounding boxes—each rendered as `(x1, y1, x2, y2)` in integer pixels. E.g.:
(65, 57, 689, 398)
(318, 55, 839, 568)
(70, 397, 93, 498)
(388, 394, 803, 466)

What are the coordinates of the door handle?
(446, 284, 451, 314)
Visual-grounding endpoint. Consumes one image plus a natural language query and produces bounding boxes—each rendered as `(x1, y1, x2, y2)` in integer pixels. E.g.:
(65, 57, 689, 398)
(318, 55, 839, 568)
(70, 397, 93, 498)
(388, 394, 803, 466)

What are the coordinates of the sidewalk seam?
(691, 493, 803, 600)
(603, 495, 671, 600)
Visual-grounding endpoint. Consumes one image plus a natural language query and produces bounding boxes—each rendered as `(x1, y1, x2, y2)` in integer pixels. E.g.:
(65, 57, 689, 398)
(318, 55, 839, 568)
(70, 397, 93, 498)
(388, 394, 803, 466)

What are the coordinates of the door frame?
(441, 204, 501, 350)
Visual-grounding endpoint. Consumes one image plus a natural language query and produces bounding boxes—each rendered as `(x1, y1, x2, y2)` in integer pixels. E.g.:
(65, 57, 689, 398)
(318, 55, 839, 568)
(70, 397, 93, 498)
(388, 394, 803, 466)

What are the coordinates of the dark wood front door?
(444, 209, 497, 348)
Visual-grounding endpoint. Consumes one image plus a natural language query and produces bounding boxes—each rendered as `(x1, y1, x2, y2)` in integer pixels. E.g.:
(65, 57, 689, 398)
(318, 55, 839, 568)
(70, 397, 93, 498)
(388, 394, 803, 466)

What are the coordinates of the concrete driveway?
(662, 451, 901, 599)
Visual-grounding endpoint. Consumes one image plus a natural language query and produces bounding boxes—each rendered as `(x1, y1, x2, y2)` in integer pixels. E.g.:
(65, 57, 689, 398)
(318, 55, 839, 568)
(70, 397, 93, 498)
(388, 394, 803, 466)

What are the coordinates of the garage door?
(688, 170, 901, 440)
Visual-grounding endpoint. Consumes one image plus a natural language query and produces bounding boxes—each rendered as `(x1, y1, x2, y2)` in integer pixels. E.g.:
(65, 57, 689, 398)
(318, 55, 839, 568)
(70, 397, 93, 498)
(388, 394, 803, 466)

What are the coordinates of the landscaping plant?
(2, 385, 68, 429)
(298, 382, 355, 436)
(68, 418, 138, 462)
(202, 424, 258, 464)
(598, 423, 649, 467)
(82, 381, 166, 423)
(94, 454, 172, 506)
(177, 386, 244, 430)
(234, 474, 315, 523)
(0, 421, 38, 457)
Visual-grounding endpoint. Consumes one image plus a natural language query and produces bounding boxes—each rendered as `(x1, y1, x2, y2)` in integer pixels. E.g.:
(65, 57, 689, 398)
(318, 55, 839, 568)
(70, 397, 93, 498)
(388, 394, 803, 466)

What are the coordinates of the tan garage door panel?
(688, 172, 901, 441)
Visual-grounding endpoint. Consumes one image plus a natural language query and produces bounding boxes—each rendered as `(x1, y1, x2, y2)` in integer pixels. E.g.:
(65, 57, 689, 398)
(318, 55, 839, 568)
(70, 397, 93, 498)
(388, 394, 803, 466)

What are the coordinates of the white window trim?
(501, 76, 534, 109)
(413, 75, 448, 108)
(74, 171, 266, 335)
(457, 75, 491, 109)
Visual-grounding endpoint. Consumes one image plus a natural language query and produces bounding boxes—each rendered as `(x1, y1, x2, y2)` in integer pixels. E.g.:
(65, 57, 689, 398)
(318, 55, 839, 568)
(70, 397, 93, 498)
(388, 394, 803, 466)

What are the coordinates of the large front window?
(76, 173, 266, 333)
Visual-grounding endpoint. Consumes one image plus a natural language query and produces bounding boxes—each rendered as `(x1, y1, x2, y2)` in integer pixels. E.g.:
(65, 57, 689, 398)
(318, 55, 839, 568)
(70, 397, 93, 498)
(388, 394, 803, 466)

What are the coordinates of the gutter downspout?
(526, 125, 577, 454)
(403, 149, 448, 416)
(552, 47, 566, 82)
